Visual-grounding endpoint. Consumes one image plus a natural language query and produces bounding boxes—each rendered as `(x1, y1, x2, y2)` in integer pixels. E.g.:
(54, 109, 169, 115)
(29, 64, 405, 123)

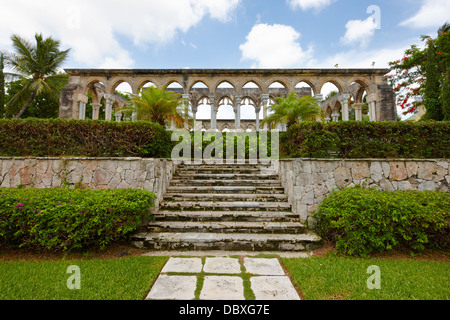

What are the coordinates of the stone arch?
(214, 80, 237, 92)
(317, 79, 344, 95)
(295, 80, 316, 96)
(189, 80, 210, 93)
(137, 79, 158, 92)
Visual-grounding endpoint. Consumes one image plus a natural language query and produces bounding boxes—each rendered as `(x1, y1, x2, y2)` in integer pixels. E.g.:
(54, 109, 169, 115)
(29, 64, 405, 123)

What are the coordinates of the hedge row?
(281, 121, 450, 159)
(314, 187, 450, 257)
(1, 119, 449, 159)
(0, 118, 173, 158)
(0, 188, 155, 251)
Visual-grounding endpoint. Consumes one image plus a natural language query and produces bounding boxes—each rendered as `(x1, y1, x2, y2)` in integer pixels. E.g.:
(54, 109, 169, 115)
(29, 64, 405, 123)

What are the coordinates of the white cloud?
(0, 0, 240, 68)
(400, 0, 450, 29)
(340, 17, 378, 47)
(239, 23, 313, 68)
(287, 0, 336, 11)
(316, 44, 415, 69)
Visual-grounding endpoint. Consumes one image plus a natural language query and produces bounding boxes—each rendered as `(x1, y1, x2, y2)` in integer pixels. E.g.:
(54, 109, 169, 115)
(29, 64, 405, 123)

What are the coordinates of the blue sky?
(1, 0, 449, 71)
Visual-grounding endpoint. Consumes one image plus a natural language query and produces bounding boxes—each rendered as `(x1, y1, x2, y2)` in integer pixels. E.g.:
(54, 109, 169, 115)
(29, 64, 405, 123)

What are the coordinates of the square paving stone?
(203, 257, 241, 274)
(161, 257, 203, 273)
(146, 275, 197, 300)
(200, 276, 245, 300)
(250, 276, 300, 300)
(243, 258, 285, 275)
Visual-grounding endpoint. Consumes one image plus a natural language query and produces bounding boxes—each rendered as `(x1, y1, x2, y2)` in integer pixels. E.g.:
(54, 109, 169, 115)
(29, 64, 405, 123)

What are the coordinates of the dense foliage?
(0, 118, 173, 158)
(0, 188, 156, 251)
(281, 121, 450, 159)
(389, 23, 450, 119)
(314, 187, 450, 257)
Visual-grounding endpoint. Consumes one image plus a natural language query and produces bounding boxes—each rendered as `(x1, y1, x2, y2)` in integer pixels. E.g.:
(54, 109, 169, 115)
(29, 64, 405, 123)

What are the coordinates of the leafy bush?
(0, 188, 156, 251)
(0, 118, 173, 158)
(282, 121, 450, 159)
(314, 187, 450, 257)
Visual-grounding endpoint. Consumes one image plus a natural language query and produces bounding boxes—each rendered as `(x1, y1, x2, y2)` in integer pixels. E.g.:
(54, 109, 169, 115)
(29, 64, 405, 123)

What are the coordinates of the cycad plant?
(262, 93, 324, 129)
(120, 86, 190, 128)
(3, 33, 70, 118)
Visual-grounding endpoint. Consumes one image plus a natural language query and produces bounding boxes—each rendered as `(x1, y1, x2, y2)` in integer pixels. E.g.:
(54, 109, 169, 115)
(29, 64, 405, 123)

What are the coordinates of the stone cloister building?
(59, 68, 397, 129)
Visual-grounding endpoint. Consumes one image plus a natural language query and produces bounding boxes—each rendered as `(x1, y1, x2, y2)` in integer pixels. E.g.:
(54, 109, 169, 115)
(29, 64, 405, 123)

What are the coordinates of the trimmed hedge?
(314, 187, 450, 257)
(0, 118, 173, 158)
(281, 121, 450, 159)
(0, 188, 156, 251)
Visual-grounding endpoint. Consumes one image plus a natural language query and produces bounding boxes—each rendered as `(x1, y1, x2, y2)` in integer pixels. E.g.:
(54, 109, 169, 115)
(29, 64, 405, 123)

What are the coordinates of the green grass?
(0, 256, 168, 300)
(282, 257, 450, 300)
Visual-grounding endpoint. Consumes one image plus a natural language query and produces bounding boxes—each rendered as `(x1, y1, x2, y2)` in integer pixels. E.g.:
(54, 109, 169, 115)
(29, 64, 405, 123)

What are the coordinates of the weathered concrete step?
(166, 186, 285, 194)
(148, 221, 306, 234)
(170, 179, 282, 187)
(164, 193, 288, 202)
(177, 163, 272, 169)
(132, 231, 323, 251)
(160, 201, 291, 211)
(153, 211, 300, 222)
(172, 173, 279, 180)
(177, 167, 263, 173)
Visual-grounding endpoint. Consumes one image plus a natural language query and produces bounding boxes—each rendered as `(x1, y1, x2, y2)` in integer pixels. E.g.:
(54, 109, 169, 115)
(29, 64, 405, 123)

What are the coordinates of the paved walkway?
(145, 254, 302, 300)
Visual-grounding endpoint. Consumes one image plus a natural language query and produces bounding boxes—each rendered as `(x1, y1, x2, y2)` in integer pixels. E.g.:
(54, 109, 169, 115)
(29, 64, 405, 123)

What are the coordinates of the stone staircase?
(132, 163, 322, 251)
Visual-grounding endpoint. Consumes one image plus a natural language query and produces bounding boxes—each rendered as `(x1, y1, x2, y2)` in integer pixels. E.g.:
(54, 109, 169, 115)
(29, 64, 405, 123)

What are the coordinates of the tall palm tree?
(122, 86, 189, 127)
(262, 93, 324, 129)
(3, 33, 70, 118)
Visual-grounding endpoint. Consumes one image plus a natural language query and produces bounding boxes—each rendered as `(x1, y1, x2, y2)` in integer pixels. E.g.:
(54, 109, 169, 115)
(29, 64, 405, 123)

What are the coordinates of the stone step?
(170, 179, 282, 187)
(163, 193, 288, 202)
(166, 186, 285, 194)
(177, 167, 263, 173)
(159, 201, 291, 212)
(177, 163, 273, 169)
(172, 173, 279, 180)
(148, 221, 306, 234)
(132, 231, 323, 251)
(153, 211, 300, 222)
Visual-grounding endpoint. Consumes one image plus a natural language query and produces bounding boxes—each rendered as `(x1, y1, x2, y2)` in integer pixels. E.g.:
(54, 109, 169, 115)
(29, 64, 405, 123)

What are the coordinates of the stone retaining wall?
(278, 159, 450, 223)
(0, 157, 176, 207)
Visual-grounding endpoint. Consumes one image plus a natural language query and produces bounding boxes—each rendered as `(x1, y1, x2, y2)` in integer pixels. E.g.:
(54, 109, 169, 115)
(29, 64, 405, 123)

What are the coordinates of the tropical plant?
(262, 93, 324, 129)
(120, 86, 190, 127)
(388, 22, 450, 120)
(0, 53, 5, 117)
(3, 33, 70, 119)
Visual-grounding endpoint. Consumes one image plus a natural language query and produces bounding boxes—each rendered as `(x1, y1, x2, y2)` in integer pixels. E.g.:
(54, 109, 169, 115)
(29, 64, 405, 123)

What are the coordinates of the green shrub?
(0, 118, 173, 158)
(282, 121, 450, 159)
(314, 187, 450, 257)
(0, 188, 156, 251)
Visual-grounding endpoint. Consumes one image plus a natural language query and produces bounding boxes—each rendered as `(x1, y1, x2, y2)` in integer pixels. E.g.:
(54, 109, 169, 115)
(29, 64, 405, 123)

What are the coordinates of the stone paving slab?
(146, 256, 302, 300)
(251, 276, 301, 300)
(146, 275, 197, 300)
(161, 257, 203, 273)
(203, 257, 241, 274)
(243, 258, 285, 275)
(200, 276, 245, 300)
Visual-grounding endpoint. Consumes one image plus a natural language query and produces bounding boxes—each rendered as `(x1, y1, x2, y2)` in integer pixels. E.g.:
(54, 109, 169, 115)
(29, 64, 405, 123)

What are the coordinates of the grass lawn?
(282, 256, 450, 300)
(0, 256, 168, 300)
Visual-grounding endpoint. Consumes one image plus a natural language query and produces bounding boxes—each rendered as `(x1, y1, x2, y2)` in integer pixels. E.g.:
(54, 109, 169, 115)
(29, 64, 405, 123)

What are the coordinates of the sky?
(1, 0, 450, 119)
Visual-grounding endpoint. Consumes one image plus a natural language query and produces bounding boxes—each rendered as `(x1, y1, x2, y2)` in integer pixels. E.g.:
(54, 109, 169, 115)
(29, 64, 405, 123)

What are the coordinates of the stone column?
(314, 94, 324, 102)
(367, 94, 377, 122)
(353, 103, 364, 121)
(255, 106, 261, 131)
(324, 117, 331, 123)
(103, 94, 115, 121)
(78, 102, 86, 120)
(339, 94, 351, 121)
(331, 113, 340, 122)
(209, 94, 217, 130)
(261, 94, 269, 130)
(91, 103, 102, 120)
(115, 113, 122, 122)
(234, 94, 242, 131)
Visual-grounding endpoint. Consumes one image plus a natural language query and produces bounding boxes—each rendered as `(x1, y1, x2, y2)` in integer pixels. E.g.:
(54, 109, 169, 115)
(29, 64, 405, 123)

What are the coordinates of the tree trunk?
(15, 89, 37, 119)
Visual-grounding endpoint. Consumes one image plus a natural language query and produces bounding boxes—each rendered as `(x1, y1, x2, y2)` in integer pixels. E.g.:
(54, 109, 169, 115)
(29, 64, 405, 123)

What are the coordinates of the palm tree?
(121, 86, 190, 127)
(262, 93, 324, 129)
(3, 33, 70, 119)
